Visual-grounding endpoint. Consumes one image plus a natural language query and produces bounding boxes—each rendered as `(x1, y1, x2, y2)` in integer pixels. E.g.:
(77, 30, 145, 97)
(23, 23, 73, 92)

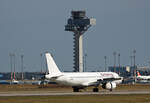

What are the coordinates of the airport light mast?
(65, 11, 96, 72)
(21, 54, 24, 81)
(133, 49, 136, 83)
(104, 56, 107, 72)
(13, 53, 16, 80)
(118, 53, 120, 68)
(9, 53, 13, 84)
(113, 51, 117, 73)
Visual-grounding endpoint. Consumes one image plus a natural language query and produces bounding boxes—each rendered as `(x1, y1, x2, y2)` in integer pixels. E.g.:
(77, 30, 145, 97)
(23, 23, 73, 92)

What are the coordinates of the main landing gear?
(73, 87, 99, 92)
(93, 87, 99, 92)
(73, 87, 79, 92)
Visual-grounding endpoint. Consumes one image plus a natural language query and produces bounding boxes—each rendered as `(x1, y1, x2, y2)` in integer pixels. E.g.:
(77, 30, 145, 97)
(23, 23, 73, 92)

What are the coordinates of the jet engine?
(102, 82, 116, 90)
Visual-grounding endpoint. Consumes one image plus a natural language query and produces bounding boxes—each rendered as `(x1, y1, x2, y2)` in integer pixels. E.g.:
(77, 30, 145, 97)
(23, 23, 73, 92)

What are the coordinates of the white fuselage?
(46, 72, 121, 87)
(136, 71, 150, 83)
(137, 76, 150, 80)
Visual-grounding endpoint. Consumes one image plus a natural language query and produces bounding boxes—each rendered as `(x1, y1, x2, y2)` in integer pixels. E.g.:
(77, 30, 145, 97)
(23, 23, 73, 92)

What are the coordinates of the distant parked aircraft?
(0, 80, 10, 84)
(12, 79, 19, 84)
(136, 71, 150, 83)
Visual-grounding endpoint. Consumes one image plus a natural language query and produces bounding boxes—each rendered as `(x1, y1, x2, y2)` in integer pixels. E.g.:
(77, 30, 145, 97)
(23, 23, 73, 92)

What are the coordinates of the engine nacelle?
(102, 82, 116, 90)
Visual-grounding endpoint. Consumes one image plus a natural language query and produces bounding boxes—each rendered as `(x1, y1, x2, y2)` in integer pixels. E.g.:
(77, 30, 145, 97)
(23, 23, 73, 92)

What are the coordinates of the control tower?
(65, 11, 96, 72)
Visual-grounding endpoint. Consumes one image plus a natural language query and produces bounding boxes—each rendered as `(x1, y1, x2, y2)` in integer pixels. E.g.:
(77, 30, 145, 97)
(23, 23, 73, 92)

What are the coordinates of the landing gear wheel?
(93, 88, 99, 92)
(110, 89, 112, 91)
(73, 88, 79, 92)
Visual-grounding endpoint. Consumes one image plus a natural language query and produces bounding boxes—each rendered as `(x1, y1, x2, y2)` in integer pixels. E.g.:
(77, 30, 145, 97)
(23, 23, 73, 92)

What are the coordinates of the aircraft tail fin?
(45, 53, 62, 77)
(137, 71, 141, 76)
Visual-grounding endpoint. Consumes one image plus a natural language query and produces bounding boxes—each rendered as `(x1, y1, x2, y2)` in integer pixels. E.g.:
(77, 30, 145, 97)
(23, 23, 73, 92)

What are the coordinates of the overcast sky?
(0, 0, 150, 72)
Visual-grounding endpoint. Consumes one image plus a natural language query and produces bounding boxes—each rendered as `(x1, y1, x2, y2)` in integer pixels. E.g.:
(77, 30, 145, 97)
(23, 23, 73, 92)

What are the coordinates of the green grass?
(0, 94, 150, 103)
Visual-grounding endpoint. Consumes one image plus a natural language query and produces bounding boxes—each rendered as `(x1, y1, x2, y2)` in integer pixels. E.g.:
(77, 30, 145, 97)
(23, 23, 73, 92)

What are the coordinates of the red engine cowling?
(102, 82, 116, 90)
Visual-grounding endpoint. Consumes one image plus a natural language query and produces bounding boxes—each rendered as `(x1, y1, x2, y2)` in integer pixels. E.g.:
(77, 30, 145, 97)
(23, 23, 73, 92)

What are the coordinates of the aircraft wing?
(82, 79, 100, 86)
(82, 77, 122, 86)
(97, 77, 122, 83)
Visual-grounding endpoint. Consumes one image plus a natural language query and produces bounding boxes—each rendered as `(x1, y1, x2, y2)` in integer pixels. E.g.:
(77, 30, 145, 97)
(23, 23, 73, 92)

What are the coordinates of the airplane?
(136, 71, 150, 83)
(44, 53, 123, 92)
(0, 80, 10, 85)
(11, 79, 19, 84)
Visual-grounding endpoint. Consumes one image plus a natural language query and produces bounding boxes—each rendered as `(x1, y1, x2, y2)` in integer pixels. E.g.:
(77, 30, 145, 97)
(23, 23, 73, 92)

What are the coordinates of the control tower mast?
(65, 11, 96, 72)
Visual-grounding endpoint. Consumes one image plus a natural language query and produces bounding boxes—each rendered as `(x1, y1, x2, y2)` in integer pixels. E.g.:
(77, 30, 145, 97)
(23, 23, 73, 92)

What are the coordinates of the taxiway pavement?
(0, 90, 150, 96)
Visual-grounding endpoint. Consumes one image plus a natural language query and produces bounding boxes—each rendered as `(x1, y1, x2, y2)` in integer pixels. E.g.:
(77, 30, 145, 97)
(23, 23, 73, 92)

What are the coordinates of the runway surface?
(1, 90, 150, 96)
